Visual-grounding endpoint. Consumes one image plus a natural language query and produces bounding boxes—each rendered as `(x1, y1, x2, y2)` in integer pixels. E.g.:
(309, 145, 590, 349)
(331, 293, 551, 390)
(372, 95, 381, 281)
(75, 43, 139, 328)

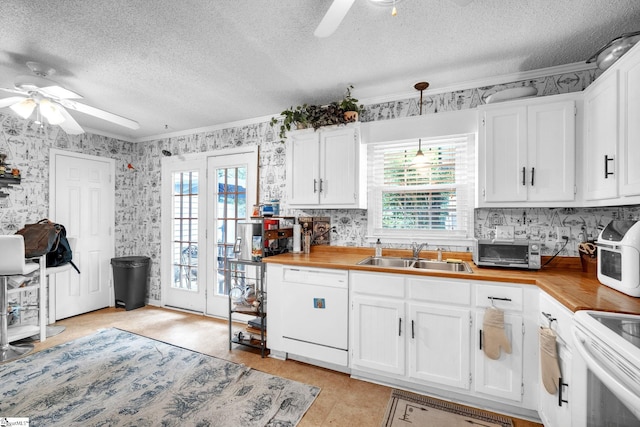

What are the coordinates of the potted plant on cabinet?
(339, 85, 363, 123)
(270, 86, 364, 141)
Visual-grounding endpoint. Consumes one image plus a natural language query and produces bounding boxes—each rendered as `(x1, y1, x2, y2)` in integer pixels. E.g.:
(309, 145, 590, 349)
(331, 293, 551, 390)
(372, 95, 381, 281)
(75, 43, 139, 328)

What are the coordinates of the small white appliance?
(596, 220, 640, 297)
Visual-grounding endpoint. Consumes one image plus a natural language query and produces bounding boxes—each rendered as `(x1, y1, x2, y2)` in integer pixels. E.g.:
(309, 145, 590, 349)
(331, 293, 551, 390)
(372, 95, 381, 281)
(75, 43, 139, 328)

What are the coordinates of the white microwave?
(597, 220, 640, 297)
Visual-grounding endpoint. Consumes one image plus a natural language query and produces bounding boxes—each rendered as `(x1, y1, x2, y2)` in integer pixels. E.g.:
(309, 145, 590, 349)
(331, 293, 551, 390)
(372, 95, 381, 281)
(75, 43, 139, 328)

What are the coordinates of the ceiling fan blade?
(59, 99, 140, 130)
(39, 85, 83, 100)
(0, 87, 28, 96)
(314, 0, 356, 38)
(0, 96, 27, 109)
(57, 106, 85, 134)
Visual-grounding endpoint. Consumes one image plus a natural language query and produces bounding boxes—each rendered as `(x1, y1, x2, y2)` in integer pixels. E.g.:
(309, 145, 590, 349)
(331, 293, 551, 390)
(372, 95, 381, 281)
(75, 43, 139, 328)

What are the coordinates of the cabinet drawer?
(475, 284, 524, 312)
(539, 291, 574, 345)
(282, 267, 348, 288)
(407, 277, 471, 305)
(350, 271, 404, 298)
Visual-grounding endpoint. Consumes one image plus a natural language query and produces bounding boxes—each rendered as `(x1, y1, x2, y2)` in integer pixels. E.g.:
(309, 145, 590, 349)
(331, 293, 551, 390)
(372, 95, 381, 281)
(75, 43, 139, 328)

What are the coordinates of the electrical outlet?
(556, 226, 570, 243)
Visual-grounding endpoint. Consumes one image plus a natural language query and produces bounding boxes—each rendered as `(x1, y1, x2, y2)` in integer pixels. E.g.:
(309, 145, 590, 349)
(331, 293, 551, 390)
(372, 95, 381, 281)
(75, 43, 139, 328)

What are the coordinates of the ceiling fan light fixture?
(39, 98, 66, 125)
(10, 98, 37, 119)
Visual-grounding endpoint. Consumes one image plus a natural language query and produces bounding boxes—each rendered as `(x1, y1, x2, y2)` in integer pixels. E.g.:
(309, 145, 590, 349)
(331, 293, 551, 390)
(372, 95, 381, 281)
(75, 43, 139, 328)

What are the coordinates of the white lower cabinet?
(538, 291, 573, 427)
(473, 311, 524, 401)
(350, 271, 538, 417)
(408, 304, 471, 390)
(350, 271, 405, 375)
(351, 296, 405, 375)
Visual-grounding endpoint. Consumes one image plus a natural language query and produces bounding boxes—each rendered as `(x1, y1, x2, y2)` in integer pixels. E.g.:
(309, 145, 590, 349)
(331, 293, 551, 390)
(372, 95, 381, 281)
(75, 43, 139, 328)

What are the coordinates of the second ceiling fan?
(314, 0, 474, 38)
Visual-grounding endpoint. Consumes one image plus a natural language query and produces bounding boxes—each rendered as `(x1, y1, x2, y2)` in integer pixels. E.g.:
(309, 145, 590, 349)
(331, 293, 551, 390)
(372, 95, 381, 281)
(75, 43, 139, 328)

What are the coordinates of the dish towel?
(483, 306, 512, 360)
(539, 327, 562, 394)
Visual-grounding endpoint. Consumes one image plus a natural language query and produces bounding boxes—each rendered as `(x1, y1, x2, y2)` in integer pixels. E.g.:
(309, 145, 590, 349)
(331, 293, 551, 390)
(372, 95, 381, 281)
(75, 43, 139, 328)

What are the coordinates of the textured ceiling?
(1, 0, 639, 141)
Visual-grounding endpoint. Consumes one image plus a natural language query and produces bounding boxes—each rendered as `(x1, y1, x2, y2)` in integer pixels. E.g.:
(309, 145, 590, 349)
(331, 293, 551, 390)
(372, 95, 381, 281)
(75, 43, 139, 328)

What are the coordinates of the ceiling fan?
(0, 61, 139, 135)
(314, 0, 474, 38)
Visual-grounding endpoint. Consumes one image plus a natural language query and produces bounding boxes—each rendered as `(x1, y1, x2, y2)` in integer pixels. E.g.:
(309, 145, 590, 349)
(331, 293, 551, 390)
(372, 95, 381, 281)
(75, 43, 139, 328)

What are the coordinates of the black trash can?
(111, 256, 150, 311)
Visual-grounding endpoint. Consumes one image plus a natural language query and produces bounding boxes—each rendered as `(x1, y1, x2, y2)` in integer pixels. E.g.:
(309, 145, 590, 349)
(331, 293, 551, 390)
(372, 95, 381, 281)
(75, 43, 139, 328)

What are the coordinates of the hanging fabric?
(482, 306, 512, 360)
(539, 327, 562, 394)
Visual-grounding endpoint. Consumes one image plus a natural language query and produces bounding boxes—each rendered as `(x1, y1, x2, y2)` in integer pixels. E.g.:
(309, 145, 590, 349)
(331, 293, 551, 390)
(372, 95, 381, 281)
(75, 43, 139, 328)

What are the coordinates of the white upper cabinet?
(584, 70, 619, 201)
(286, 124, 367, 209)
(619, 44, 640, 197)
(583, 42, 640, 204)
(477, 94, 577, 207)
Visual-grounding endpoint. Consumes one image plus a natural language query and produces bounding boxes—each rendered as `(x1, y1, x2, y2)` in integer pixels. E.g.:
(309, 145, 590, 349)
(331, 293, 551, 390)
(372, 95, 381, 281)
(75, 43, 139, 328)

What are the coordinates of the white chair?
(0, 235, 40, 362)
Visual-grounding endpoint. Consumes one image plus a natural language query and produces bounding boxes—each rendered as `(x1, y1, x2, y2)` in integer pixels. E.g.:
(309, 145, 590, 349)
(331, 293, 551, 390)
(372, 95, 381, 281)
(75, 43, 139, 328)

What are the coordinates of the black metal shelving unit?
(227, 258, 267, 357)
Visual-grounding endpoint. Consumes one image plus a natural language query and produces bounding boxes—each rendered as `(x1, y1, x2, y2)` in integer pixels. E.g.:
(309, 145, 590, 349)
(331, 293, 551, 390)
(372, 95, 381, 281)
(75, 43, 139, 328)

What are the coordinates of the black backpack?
(46, 224, 80, 273)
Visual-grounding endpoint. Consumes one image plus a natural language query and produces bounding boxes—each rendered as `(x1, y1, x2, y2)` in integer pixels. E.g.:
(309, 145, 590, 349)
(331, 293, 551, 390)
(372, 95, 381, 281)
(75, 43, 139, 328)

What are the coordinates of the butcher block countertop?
(262, 246, 640, 316)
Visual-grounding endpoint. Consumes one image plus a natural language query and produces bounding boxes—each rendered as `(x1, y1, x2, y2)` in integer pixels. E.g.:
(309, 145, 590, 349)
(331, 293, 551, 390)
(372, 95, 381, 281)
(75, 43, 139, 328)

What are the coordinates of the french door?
(162, 156, 207, 312)
(161, 148, 257, 316)
(206, 151, 257, 317)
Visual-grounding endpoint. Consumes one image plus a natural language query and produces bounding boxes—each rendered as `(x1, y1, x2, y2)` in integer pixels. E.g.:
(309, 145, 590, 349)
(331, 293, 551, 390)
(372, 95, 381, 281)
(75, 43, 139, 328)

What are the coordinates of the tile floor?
(28, 306, 542, 426)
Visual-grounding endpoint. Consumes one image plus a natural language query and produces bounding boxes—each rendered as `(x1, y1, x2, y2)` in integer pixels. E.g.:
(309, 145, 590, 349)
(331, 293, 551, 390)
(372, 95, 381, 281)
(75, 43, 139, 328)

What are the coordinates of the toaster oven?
(473, 239, 541, 270)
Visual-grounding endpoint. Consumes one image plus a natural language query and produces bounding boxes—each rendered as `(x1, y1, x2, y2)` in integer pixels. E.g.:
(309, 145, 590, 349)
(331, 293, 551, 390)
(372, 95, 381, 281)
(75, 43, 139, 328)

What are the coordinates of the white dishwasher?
(281, 266, 349, 368)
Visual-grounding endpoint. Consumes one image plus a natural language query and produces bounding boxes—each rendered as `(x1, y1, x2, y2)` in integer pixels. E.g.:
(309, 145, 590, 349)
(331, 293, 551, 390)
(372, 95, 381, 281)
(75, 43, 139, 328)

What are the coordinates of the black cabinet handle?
(604, 155, 614, 179)
(521, 167, 526, 186)
(558, 377, 569, 406)
(319, 179, 323, 193)
(399, 318, 402, 336)
(313, 179, 318, 193)
(531, 167, 535, 186)
(411, 320, 415, 339)
(479, 329, 483, 350)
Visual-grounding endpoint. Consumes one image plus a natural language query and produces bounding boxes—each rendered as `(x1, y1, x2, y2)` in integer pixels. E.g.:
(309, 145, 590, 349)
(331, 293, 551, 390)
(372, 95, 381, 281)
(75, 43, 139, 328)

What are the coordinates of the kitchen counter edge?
(261, 246, 640, 315)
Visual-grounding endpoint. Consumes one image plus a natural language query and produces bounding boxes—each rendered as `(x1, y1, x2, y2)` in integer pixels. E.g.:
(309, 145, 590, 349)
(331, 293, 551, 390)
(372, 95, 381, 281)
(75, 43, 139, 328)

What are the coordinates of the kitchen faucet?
(411, 242, 428, 259)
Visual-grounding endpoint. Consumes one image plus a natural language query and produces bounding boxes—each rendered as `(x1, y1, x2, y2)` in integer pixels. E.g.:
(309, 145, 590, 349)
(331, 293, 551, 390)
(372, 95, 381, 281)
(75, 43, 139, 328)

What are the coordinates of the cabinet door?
(286, 131, 320, 205)
(474, 311, 524, 402)
(539, 343, 572, 427)
(319, 126, 361, 207)
(584, 70, 619, 201)
(351, 296, 405, 376)
(527, 101, 575, 202)
(408, 304, 471, 390)
(480, 106, 528, 202)
(619, 46, 640, 197)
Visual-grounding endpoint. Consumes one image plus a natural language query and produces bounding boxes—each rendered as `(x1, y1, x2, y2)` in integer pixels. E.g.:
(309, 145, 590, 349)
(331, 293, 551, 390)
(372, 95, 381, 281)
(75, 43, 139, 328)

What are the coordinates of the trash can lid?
(111, 256, 150, 266)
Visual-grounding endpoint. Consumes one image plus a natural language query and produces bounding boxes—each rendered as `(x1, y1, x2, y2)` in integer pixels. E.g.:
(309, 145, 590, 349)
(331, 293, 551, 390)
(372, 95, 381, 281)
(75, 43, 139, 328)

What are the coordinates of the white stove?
(573, 310, 640, 425)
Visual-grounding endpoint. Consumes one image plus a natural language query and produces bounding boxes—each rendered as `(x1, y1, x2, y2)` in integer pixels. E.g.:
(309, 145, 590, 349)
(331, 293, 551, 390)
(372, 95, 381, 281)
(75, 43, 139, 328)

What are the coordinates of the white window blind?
(367, 135, 474, 242)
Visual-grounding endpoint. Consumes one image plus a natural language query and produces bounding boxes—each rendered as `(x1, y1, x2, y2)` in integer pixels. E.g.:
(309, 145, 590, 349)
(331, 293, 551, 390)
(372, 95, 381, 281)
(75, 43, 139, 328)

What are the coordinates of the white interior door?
(50, 149, 115, 320)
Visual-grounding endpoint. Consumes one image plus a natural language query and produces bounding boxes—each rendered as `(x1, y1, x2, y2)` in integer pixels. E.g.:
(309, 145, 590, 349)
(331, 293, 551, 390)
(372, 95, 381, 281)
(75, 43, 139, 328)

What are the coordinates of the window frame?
(366, 133, 476, 247)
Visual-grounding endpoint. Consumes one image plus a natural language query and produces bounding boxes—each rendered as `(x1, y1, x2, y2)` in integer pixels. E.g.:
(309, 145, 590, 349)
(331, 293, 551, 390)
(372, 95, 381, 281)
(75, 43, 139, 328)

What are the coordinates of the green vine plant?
(270, 86, 364, 142)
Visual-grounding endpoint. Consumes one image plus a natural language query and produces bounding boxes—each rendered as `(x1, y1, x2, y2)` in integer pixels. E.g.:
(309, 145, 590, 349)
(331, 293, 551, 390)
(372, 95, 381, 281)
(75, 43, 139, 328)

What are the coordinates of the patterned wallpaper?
(2, 65, 637, 304)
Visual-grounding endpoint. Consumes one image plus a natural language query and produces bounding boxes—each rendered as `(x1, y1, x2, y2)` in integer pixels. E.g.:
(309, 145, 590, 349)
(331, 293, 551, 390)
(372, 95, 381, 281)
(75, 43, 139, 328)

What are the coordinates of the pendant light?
(412, 81, 429, 165)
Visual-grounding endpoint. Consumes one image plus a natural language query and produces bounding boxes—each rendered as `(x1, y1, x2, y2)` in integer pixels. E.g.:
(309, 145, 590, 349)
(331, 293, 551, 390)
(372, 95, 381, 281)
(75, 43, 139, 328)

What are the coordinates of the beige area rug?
(382, 389, 514, 427)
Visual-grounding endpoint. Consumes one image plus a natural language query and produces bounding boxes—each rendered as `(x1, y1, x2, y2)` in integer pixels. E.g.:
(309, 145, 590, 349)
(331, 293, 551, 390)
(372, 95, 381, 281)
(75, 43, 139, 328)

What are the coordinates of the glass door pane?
(171, 171, 199, 291)
(215, 165, 247, 296)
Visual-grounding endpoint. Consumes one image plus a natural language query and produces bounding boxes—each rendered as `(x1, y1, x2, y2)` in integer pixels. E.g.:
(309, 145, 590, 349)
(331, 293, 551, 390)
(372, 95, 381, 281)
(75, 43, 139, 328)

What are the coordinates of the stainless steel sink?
(357, 256, 472, 273)
(413, 259, 473, 273)
(357, 256, 416, 268)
